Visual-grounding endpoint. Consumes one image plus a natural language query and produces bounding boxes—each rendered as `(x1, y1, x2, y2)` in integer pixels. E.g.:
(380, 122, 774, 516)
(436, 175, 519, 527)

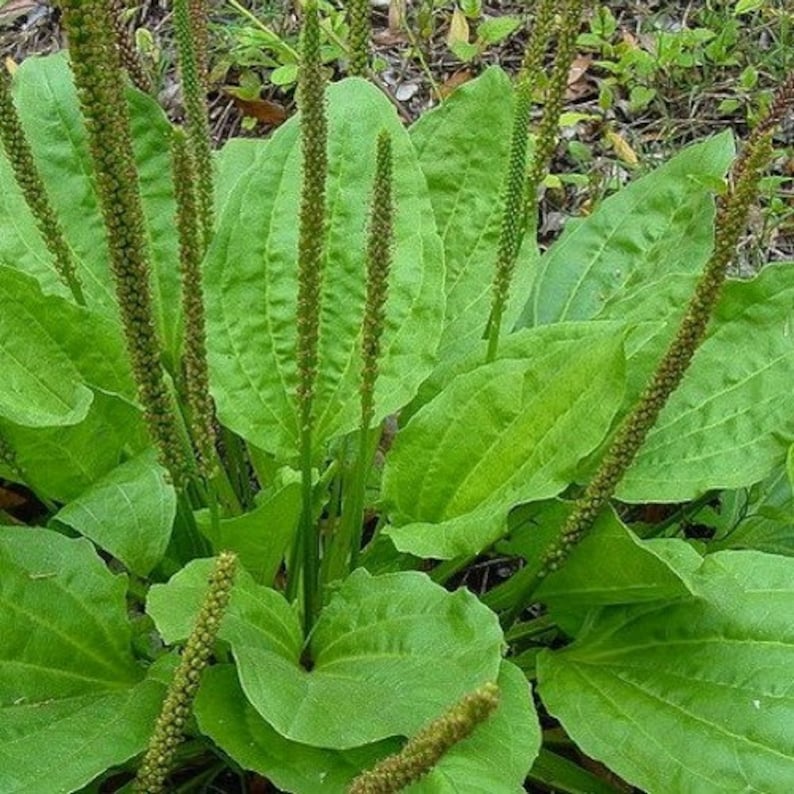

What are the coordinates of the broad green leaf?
(383, 336, 625, 559)
(148, 564, 503, 748)
(0, 392, 147, 502)
(0, 298, 92, 427)
(538, 550, 794, 794)
(196, 666, 399, 793)
(1, 677, 166, 794)
(0, 53, 182, 357)
(205, 78, 444, 458)
(55, 449, 175, 576)
(536, 509, 700, 612)
(0, 527, 164, 793)
(196, 661, 537, 794)
(619, 262, 794, 501)
(215, 138, 260, 214)
(0, 266, 135, 429)
(195, 468, 302, 584)
(409, 320, 625, 418)
(519, 132, 734, 327)
(410, 66, 537, 360)
(597, 272, 695, 407)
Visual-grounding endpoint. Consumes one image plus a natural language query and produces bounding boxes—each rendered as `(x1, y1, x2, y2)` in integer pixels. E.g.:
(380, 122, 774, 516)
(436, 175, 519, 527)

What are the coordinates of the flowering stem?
(485, 0, 555, 361)
(294, 0, 328, 633)
(505, 76, 794, 626)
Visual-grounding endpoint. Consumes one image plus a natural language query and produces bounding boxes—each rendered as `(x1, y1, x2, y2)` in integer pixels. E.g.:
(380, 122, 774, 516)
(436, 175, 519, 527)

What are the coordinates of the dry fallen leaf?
(606, 129, 639, 166)
(226, 93, 287, 127)
(388, 0, 406, 34)
(0, 485, 25, 511)
(438, 70, 473, 99)
(565, 54, 594, 100)
(567, 54, 592, 86)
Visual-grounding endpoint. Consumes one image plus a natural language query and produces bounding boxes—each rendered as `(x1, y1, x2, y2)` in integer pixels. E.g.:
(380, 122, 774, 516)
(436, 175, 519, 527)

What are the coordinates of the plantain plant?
(0, 1, 793, 793)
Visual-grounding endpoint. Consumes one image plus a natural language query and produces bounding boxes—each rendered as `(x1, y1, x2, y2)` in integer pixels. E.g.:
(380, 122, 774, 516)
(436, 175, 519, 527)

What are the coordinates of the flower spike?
(349, 682, 500, 793)
(293, 0, 328, 630)
(507, 74, 794, 622)
(60, 0, 186, 483)
(134, 552, 237, 794)
(0, 65, 84, 304)
(171, 126, 216, 478)
(486, 0, 555, 360)
(348, 0, 371, 76)
(174, 0, 214, 253)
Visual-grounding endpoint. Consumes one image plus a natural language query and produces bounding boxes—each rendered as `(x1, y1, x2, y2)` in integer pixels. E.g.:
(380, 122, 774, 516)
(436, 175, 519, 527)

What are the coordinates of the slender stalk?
(348, 131, 395, 570)
(295, 0, 328, 633)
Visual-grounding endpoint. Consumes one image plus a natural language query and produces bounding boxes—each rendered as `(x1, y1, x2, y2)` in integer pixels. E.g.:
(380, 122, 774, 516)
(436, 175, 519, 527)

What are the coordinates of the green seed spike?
(294, 0, 328, 632)
(171, 127, 216, 479)
(0, 65, 84, 305)
(348, 683, 500, 794)
(133, 552, 237, 794)
(173, 0, 214, 254)
(187, 0, 211, 94)
(525, 0, 588, 219)
(348, 0, 371, 77)
(485, 0, 555, 361)
(345, 130, 395, 571)
(360, 131, 394, 430)
(108, 0, 152, 93)
(60, 0, 186, 483)
(507, 75, 794, 624)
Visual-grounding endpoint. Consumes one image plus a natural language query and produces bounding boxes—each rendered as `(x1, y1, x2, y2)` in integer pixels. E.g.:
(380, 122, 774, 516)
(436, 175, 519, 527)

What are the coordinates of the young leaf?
(54, 449, 176, 576)
(148, 564, 503, 749)
(409, 66, 538, 360)
(195, 661, 538, 794)
(519, 132, 735, 327)
(204, 78, 444, 458)
(0, 527, 167, 793)
(195, 468, 302, 585)
(538, 550, 794, 793)
(383, 335, 625, 559)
